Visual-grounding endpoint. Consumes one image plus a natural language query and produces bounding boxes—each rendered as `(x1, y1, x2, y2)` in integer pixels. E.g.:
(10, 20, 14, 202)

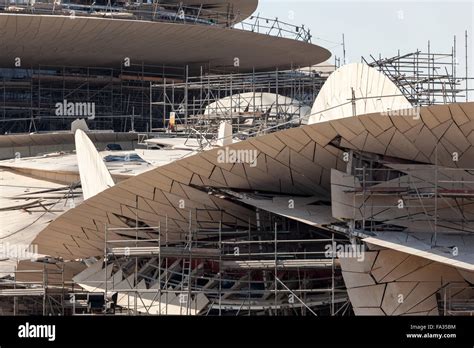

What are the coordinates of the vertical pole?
(72, 287, 76, 315)
(248, 218, 251, 316)
(158, 221, 162, 315)
(453, 36, 457, 102)
(128, 288, 130, 316)
(250, 67, 256, 135)
(193, 95, 196, 132)
(274, 222, 277, 315)
(200, 66, 203, 137)
(165, 214, 169, 315)
(132, 106, 135, 133)
(104, 223, 108, 313)
(13, 265, 16, 316)
(434, 143, 438, 246)
(351, 88, 356, 117)
(342, 33, 346, 65)
(362, 165, 366, 235)
(275, 68, 279, 129)
(466, 30, 469, 102)
(135, 214, 138, 314)
(61, 263, 65, 316)
(163, 77, 167, 131)
(218, 212, 222, 316)
(149, 82, 152, 133)
(185, 65, 189, 132)
(428, 41, 431, 104)
(331, 233, 335, 316)
(230, 73, 233, 129)
(187, 209, 192, 315)
(444, 287, 447, 315)
(37, 66, 42, 132)
(172, 82, 175, 133)
(415, 50, 419, 104)
(43, 263, 46, 316)
(454, 35, 457, 84)
(431, 42, 436, 103)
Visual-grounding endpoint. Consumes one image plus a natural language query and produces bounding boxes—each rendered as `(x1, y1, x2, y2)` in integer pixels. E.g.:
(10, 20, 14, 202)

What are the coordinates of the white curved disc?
(308, 63, 412, 124)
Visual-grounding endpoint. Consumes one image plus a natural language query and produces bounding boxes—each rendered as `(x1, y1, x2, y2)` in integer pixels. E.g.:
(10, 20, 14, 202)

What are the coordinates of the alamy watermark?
(55, 99, 95, 120)
(18, 323, 55, 341)
(217, 148, 258, 167)
(0, 242, 38, 261)
(381, 105, 421, 120)
(325, 242, 365, 262)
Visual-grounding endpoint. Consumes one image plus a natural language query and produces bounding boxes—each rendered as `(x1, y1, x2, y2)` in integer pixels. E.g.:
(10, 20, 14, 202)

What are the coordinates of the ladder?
(179, 258, 192, 314)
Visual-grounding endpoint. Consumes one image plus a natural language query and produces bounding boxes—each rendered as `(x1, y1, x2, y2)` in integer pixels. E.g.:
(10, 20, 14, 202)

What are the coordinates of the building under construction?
(1, 0, 474, 318)
(0, 0, 330, 134)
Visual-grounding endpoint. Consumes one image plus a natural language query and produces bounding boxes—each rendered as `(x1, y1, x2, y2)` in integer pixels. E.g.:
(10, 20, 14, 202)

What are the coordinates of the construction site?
(1, 0, 474, 319)
(1, 212, 349, 316)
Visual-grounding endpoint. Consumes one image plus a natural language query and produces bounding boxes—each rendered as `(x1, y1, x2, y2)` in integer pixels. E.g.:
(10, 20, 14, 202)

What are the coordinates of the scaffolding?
(363, 37, 474, 106)
(0, 260, 127, 316)
(149, 66, 332, 139)
(0, 263, 68, 315)
(350, 163, 474, 239)
(95, 208, 350, 316)
(0, 63, 334, 135)
(0, 63, 185, 133)
(339, 147, 474, 315)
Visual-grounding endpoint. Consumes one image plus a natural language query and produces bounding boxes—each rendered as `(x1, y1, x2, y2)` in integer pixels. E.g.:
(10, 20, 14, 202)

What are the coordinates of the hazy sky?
(257, 0, 474, 74)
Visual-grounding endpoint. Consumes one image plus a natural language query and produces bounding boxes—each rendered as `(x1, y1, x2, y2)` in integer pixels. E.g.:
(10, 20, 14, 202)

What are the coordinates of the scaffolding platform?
(221, 259, 339, 270)
(0, 288, 45, 297)
(107, 246, 220, 258)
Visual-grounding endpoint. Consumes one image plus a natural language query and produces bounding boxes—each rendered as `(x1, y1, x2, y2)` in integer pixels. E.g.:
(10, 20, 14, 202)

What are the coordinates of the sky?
(257, 0, 474, 75)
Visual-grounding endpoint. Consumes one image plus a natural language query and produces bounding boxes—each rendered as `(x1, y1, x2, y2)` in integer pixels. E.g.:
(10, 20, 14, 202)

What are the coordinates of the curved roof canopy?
(0, 14, 330, 72)
(308, 63, 411, 124)
(31, 101, 474, 259)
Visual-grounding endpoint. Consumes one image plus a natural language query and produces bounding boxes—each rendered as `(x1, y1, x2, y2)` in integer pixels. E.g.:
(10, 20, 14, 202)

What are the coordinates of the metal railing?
(235, 14, 312, 43)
